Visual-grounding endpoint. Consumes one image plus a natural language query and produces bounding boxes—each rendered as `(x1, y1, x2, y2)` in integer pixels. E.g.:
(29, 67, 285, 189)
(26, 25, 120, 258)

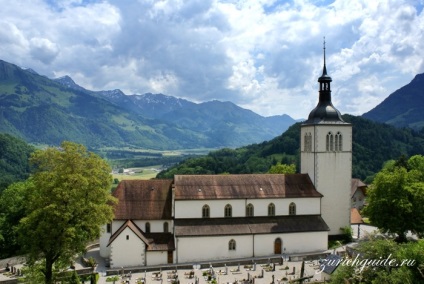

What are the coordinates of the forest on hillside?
(158, 115, 424, 183)
(0, 134, 34, 193)
(2, 114, 424, 190)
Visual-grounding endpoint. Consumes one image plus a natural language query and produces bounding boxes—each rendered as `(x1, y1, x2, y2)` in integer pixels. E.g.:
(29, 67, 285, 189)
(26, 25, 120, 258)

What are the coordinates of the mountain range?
(0, 60, 295, 149)
(2, 57, 424, 151)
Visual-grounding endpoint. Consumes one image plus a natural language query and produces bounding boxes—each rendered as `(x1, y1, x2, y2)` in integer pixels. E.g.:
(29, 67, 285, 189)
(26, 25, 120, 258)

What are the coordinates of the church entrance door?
(274, 238, 282, 254)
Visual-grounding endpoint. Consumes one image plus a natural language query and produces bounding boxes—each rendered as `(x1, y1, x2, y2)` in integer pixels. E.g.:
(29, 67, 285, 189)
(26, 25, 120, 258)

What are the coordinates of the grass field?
(112, 165, 162, 181)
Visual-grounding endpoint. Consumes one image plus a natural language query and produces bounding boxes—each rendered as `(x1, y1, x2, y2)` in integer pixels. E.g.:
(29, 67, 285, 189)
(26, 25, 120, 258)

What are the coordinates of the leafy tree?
(364, 155, 424, 242)
(268, 163, 296, 174)
(330, 237, 424, 283)
(0, 181, 31, 258)
(17, 141, 116, 284)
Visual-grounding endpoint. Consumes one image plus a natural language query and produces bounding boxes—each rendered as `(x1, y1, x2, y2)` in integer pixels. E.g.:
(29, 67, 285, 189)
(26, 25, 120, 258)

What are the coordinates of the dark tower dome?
(304, 40, 345, 124)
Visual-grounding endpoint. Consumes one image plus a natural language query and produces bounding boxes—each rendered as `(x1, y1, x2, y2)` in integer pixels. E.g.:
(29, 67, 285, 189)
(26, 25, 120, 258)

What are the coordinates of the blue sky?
(1, 0, 424, 119)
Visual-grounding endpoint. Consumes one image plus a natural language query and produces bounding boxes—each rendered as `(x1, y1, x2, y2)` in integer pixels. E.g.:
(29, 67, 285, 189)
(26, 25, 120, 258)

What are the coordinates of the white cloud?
(0, 0, 423, 119)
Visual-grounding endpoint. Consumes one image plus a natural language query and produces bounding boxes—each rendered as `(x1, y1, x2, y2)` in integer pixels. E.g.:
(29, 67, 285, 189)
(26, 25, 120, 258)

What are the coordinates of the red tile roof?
(174, 174, 322, 200)
(112, 179, 173, 220)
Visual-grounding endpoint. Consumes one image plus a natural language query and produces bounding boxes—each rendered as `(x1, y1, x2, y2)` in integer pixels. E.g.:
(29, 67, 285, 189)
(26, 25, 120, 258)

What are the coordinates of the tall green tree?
(364, 155, 424, 242)
(17, 141, 116, 284)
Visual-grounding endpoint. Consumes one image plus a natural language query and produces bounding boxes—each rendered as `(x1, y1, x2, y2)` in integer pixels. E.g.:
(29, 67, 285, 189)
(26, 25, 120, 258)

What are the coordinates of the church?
(99, 47, 352, 268)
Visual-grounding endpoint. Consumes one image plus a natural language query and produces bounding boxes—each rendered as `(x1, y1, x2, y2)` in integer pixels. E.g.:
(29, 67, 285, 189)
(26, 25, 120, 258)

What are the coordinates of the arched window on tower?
(289, 202, 296, 215)
(163, 222, 169, 233)
(202, 204, 210, 218)
(246, 203, 254, 217)
(145, 222, 151, 233)
(268, 203, 275, 216)
(335, 132, 342, 151)
(326, 132, 334, 151)
(225, 204, 232, 217)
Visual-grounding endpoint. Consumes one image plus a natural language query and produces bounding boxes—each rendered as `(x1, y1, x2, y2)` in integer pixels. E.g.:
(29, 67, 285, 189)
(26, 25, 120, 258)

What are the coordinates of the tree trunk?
(44, 257, 54, 284)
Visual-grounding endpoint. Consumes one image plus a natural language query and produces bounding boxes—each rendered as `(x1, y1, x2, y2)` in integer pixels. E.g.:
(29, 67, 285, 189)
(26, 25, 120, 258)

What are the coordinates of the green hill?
(363, 73, 424, 130)
(157, 115, 424, 182)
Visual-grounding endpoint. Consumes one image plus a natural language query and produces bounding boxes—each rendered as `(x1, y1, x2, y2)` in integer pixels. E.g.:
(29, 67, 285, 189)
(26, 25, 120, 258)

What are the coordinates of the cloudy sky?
(1, 0, 424, 119)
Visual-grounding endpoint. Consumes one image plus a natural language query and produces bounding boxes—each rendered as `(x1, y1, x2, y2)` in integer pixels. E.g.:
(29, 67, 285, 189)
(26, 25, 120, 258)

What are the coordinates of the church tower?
(300, 41, 352, 236)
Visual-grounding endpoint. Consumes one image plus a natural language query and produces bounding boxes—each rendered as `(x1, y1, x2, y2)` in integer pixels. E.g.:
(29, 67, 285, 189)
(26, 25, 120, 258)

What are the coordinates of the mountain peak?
(362, 72, 424, 129)
(54, 75, 78, 88)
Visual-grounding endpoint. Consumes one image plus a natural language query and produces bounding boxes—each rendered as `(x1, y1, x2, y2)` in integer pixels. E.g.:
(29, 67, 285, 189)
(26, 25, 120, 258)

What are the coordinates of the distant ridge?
(363, 73, 424, 130)
(0, 59, 296, 149)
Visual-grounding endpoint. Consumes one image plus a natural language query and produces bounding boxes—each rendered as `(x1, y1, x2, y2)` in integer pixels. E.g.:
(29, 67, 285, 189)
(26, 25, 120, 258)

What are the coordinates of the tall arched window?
(202, 204, 210, 218)
(229, 239, 236, 250)
(225, 204, 232, 217)
(163, 222, 169, 233)
(326, 132, 334, 151)
(335, 132, 342, 151)
(246, 203, 254, 217)
(268, 203, 275, 216)
(145, 222, 151, 233)
(289, 203, 296, 215)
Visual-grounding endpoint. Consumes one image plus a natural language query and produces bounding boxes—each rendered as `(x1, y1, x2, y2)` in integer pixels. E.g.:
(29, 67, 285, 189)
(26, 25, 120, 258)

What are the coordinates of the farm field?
(112, 165, 163, 181)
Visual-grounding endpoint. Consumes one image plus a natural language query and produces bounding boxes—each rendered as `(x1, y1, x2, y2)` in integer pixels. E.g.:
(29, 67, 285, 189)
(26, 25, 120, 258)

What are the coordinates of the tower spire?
(304, 39, 345, 124)
(322, 36, 328, 76)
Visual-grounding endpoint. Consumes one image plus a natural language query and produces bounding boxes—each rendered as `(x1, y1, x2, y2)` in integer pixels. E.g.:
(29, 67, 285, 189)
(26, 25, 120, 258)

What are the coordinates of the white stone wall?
(175, 199, 245, 218)
(254, 231, 328, 256)
(175, 198, 321, 219)
(301, 124, 352, 235)
(133, 219, 174, 233)
(176, 235, 253, 263)
(99, 224, 111, 258)
(99, 220, 125, 258)
(176, 231, 328, 263)
(147, 251, 169, 266)
(109, 227, 146, 268)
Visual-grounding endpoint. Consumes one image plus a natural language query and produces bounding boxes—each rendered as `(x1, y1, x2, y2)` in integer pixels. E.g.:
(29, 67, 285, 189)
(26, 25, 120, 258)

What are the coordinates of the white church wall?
(147, 251, 169, 266)
(99, 224, 111, 258)
(175, 198, 321, 219)
(100, 220, 125, 258)
(176, 235, 253, 263)
(109, 227, 146, 268)
(301, 124, 352, 235)
(316, 152, 351, 235)
(133, 220, 173, 233)
(254, 232, 328, 257)
(175, 199, 246, 218)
